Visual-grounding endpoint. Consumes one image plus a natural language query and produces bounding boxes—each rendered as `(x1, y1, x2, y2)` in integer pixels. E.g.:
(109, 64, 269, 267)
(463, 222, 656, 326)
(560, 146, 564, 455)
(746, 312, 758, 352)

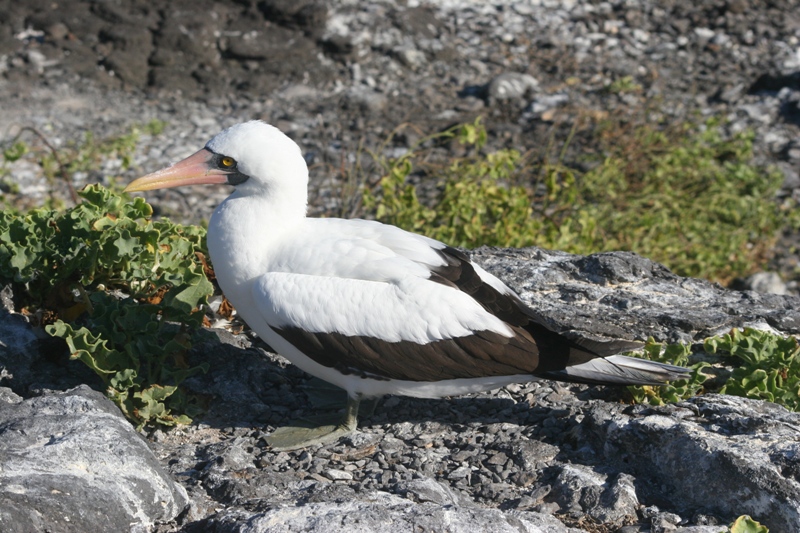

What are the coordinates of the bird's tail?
(520, 305, 690, 386)
(543, 354, 691, 386)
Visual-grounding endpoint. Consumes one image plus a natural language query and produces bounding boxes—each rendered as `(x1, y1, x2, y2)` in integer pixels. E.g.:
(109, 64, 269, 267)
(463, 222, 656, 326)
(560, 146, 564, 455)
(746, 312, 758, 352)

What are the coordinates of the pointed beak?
(125, 148, 231, 192)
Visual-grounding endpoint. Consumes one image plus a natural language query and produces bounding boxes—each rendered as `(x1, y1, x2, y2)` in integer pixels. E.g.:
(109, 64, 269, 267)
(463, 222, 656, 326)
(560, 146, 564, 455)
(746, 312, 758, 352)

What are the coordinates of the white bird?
(125, 121, 689, 449)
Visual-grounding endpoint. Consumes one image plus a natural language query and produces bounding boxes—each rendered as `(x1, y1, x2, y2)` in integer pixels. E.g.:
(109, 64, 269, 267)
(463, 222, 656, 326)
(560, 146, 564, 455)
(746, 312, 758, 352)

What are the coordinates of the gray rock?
(324, 468, 353, 481)
(472, 247, 800, 342)
(0, 386, 21, 405)
(486, 72, 539, 102)
(788, 140, 800, 162)
(191, 491, 582, 533)
(345, 86, 389, 113)
(778, 161, 800, 190)
(582, 394, 800, 532)
(395, 476, 466, 505)
(549, 465, 638, 526)
(0, 385, 189, 533)
(717, 82, 745, 103)
(394, 47, 427, 69)
(735, 271, 789, 295)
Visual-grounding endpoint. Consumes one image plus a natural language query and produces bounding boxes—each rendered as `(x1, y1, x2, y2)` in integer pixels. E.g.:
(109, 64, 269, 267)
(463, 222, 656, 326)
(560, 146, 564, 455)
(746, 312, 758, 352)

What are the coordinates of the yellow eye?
(221, 157, 235, 168)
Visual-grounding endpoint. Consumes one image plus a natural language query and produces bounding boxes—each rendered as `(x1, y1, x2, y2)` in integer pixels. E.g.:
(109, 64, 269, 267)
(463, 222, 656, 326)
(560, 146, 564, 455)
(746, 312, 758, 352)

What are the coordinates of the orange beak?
(124, 148, 231, 192)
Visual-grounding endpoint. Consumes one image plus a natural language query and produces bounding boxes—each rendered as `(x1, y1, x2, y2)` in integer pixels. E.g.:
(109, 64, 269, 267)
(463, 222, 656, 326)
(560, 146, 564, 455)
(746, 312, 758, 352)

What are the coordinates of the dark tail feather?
(521, 308, 690, 386)
(542, 354, 691, 386)
(567, 335, 645, 358)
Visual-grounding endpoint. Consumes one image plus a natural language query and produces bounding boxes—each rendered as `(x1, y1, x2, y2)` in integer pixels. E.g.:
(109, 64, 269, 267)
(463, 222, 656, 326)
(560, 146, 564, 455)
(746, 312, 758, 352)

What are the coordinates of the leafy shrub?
(629, 328, 800, 413)
(579, 120, 798, 282)
(363, 118, 799, 283)
(706, 328, 800, 410)
(0, 185, 212, 428)
(363, 119, 579, 249)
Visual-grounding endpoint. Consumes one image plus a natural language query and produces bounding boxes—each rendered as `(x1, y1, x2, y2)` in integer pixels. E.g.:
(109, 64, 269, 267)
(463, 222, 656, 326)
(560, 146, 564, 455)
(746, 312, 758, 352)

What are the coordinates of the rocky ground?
(1, 0, 800, 532)
(3, 249, 800, 533)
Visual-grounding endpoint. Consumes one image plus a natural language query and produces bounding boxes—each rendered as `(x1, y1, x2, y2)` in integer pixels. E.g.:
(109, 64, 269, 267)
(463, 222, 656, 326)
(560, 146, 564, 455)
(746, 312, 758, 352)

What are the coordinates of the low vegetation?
(628, 328, 800, 410)
(708, 328, 800, 410)
(363, 117, 800, 283)
(1, 119, 166, 209)
(0, 184, 211, 428)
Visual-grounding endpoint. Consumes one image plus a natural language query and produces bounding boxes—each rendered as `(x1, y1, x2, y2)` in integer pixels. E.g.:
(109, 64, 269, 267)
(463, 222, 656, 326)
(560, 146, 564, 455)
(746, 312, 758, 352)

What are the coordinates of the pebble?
(486, 72, 539, 101)
(527, 93, 569, 115)
(446, 465, 472, 480)
(734, 272, 789, 295)
(325, 468, 354, 481)
(394, 47, 427, 69)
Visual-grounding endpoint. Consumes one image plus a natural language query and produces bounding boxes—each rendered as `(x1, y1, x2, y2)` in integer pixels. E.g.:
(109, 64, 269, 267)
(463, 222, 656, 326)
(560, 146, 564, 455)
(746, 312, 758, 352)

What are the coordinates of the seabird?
(125, 120, 689, 449)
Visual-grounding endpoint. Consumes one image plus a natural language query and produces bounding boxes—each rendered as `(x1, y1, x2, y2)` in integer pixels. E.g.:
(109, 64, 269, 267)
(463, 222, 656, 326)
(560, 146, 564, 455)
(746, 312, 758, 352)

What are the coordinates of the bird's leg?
(336, 393, 360, 432)
(358, 396, 381, 418)
(266, 394, 361, 451)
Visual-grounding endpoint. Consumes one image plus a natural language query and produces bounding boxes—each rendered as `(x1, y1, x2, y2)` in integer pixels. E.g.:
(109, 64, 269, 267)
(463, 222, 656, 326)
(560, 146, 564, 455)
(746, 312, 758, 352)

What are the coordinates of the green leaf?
(730, 515, 769, 533)
(3, 140, 28, 162)
(110, 368, 137, 390)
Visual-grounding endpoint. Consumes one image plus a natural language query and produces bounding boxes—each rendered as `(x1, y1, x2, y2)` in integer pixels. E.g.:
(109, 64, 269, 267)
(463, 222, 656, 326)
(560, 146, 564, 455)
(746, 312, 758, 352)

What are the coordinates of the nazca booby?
(125, 120, 689, 449)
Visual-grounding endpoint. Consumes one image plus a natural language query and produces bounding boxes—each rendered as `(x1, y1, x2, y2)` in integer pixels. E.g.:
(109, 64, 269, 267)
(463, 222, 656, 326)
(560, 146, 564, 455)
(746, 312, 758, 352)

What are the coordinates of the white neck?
(206, 191, 306, 293)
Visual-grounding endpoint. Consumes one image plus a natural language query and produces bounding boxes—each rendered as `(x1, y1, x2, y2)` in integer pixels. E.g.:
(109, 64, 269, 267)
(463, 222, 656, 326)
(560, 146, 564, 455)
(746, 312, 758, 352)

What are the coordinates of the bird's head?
(125, 121, 309, 207)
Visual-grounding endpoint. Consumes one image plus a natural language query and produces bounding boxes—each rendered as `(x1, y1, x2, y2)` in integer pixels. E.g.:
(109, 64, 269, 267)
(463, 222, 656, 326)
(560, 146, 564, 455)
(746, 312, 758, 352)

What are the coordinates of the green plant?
(630, 328, 800, 413)
(362, 117, 799, 283)
(729, 515, 769, 533)
(706, 328, 800, 411)
(0, 141, 27, 194)
(579, 120, 799, 282)
(363, 118, 576, 249)
(627, 339, 708, 405)
(604, 75, 642, 94)
(0, 184, 212, 428)
(143, 118, 168, 136)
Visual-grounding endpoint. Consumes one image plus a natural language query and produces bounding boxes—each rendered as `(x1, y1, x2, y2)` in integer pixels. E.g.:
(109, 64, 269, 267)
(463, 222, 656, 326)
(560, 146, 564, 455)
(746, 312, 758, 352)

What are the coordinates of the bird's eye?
(221, 157, 236, 168)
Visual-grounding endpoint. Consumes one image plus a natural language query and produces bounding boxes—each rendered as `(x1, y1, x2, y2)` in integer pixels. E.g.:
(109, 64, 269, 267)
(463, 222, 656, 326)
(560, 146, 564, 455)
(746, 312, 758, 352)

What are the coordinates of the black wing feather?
(272, 245, 688, 386)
